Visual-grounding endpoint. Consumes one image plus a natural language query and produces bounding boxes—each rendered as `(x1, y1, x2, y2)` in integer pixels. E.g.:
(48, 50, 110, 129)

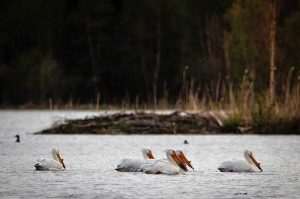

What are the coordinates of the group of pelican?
(116, 148, 194, 175)
(34, 148, 263, 174)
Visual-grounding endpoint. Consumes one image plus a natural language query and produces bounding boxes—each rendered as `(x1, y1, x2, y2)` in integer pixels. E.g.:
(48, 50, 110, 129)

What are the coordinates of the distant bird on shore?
(183, 140, 189, 144)
(34, 148, 65, 170)
(15, 134, 20, 142)
(218, 150, 263, 172)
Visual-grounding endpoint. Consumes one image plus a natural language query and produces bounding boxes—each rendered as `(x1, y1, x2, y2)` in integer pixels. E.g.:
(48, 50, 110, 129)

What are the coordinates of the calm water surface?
(0, 110, 299, 198)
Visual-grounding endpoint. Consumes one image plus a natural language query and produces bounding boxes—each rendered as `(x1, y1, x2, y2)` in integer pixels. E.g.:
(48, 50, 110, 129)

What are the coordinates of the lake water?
(0, 110, 299, 198)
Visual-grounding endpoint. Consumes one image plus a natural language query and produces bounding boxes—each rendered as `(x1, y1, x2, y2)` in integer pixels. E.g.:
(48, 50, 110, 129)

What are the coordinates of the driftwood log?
(35, 111, 222, 134)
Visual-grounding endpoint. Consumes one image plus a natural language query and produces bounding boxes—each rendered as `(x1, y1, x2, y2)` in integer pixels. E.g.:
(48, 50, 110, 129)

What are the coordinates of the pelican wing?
(140, 159, 180, 175)
(115, 159, 145, 172)
(218, 160, 254, 172)
(35, 158, 64, 170)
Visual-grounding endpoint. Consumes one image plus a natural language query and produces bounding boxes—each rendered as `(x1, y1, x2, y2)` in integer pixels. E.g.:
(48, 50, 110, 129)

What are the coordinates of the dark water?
(0, 110, 299, 198)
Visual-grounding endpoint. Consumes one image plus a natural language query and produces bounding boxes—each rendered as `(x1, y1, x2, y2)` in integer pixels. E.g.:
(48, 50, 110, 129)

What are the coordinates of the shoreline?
(34, 111, 300, 135)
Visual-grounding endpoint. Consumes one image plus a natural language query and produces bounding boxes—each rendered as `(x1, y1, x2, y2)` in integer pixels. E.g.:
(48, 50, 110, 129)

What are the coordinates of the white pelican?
(140, 149, 188, 175)
(218, 150, 263, 172)
(115, 148, 155, 172)
(176, 150, 194, 170)
(34, 148, 65, 171)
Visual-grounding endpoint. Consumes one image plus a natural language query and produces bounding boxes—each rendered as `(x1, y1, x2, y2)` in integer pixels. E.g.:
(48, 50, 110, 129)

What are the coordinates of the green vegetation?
(223, 113, 243, 133)
(111, 122, 130, 132)
(220, 71, 300, 134)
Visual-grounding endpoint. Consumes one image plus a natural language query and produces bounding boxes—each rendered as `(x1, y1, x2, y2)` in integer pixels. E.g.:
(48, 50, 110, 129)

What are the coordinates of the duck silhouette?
(15, 134, 20, 143)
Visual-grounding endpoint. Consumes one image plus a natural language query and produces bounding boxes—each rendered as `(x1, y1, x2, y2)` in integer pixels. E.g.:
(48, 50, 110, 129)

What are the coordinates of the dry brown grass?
(1, 67, 299, 134)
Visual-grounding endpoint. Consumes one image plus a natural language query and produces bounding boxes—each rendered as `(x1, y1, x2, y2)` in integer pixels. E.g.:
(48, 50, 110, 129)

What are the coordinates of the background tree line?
(0, 0, 299, 106)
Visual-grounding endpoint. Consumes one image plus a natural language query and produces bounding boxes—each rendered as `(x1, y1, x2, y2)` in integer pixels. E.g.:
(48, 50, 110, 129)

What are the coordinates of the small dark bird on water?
(15, 134, 20, 142)
(183, 140, 189, 144)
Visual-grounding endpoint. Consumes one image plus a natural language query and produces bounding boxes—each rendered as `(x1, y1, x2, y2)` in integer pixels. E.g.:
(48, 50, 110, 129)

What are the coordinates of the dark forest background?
(0, 0, 299, 106)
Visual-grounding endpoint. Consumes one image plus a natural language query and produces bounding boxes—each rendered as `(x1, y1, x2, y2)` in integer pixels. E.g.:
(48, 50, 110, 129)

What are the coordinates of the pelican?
(34, 148, 65, 171)
(140, 149, 188, 175)
(218, 150, 263, 172)
(115, 148, 155, 172)
(176, 150, 194, 170)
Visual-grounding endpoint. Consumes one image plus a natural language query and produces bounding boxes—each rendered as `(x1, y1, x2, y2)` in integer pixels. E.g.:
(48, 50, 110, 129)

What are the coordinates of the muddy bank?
(35, 111, 224, 134)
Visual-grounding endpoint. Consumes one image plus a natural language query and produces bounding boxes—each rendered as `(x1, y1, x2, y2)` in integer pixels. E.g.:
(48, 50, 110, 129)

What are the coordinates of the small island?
(35, 111, 222, 134)
(34, 110, 300, 135)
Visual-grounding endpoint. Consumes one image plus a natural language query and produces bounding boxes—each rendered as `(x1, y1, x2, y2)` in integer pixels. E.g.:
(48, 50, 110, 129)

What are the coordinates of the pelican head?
(52, 148, 65, 169)
(244, 150, 262, 171)
(165, 149, 188, 172)
(176, 150, 194, 170)
(141, 148, 155, 160)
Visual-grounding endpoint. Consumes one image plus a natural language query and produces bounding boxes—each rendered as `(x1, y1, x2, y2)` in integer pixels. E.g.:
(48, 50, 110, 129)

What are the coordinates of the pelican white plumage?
(176, 150, 194, 170)
(115, 148, 155, 172)
(34, 148, 65, 171)
(218, 150, 263, 172)
(140, 149, 188, 175)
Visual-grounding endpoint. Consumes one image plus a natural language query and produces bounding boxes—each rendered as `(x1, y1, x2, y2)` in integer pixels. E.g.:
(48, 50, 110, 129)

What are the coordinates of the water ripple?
(0, 110, 299, 199)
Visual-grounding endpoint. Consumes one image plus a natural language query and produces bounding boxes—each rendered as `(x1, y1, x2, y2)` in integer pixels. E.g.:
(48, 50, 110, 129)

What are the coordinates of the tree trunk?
(153, 7, 161, 108)
(269, 0, 277, 102)
(84, 8, 98, 92)
(138, 18, 150, 100)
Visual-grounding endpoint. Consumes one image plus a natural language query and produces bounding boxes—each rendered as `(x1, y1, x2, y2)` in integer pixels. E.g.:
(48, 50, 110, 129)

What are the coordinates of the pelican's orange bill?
(249, 153, 262, 172)
(57, 153, 66, 169)
(171, 152, 188, 172)
(147, 151, 155, 159)
(178, 152, 194, 170)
